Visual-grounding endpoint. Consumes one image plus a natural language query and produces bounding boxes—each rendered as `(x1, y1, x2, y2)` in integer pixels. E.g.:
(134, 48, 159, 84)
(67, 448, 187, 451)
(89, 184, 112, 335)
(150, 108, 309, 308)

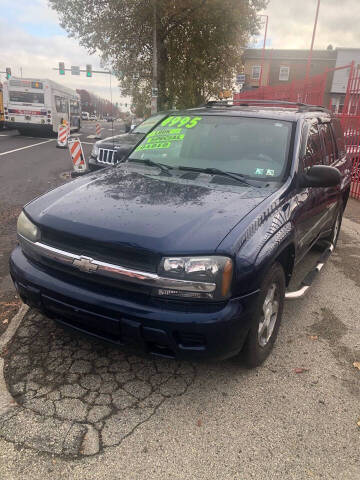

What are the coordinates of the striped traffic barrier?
(68, 137, 87, 176)
(56, 123, 69, 148)
(95, 122, 101, 139)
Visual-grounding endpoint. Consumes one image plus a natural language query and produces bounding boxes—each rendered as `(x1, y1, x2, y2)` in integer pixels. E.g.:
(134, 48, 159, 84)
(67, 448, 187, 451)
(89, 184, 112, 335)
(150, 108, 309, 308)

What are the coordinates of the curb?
(0, 303, 29, 353)
(0, 303, 28, 416)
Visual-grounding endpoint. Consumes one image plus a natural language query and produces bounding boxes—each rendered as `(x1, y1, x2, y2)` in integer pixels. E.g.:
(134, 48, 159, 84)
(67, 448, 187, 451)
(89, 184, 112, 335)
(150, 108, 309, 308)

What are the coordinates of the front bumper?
(88, 156, 106, 170)
(10, 247, 257, 361)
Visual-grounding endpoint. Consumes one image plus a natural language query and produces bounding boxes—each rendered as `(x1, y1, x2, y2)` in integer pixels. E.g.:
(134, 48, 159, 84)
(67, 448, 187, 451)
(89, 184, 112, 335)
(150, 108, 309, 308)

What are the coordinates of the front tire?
(241, 262, 285, 368)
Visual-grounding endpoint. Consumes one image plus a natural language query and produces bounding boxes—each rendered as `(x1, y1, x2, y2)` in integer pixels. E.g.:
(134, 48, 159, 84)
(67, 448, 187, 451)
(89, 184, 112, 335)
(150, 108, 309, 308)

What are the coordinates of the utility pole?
(306, 0, 321, 80)
(151, 0, 158, 114)
(259, 15, 269, 88)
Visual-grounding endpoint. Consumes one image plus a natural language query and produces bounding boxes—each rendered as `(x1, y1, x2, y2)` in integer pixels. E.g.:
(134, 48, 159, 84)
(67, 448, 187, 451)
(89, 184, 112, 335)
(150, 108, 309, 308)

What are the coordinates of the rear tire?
(241, 262, 285, 368)
(327, 206, 343, 248)
(318, 205, 343, 249)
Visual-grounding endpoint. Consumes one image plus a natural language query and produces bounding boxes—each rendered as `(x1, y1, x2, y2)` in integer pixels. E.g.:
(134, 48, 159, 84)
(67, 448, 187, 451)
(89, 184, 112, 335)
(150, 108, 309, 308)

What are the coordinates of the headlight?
(91, 142, 100, 157)
(17, 211, 40, 242)
(156, 256, 233, 300)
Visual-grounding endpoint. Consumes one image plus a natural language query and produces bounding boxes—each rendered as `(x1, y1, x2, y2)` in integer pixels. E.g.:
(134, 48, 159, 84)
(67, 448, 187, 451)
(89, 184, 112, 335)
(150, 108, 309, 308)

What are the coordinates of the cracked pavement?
(1, 311, 196, 456)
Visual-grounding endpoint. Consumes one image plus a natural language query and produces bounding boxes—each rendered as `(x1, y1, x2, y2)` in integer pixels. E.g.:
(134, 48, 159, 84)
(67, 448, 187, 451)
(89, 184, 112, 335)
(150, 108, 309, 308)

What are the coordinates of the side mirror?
(299, 165, 341, 188)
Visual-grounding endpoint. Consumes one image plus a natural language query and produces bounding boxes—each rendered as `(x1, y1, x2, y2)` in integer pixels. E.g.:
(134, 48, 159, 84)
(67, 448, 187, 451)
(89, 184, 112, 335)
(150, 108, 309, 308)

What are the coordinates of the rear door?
(318, 121, 341, 231)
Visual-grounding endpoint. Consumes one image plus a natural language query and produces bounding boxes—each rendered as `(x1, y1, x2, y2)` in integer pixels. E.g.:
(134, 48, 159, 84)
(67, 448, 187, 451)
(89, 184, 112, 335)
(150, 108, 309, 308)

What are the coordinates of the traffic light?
(59, 62, 65, 75)
(6, 67, 11, 80)
(86, 64, 92, 77)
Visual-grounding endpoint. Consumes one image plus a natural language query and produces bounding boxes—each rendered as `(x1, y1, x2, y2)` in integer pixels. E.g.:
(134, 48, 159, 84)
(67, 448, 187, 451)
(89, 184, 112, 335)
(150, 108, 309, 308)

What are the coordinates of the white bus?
(3, 77, 81, 135)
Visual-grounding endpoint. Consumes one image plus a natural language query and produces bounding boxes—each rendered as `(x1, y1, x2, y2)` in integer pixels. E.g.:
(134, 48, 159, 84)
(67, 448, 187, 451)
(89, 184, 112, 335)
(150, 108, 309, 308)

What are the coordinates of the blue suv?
(10, 101, 351, 367)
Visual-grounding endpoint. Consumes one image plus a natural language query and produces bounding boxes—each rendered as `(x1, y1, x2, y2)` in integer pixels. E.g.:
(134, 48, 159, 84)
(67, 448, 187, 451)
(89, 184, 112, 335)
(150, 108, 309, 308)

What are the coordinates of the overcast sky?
(0, 0, 131, 108)
(260, 0, 360, 50)
(0, 0, 359, 106)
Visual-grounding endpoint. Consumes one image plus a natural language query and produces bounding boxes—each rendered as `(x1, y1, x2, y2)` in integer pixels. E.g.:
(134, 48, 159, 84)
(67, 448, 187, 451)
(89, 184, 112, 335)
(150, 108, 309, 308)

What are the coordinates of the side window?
(279, 66, 290, 81)
(55, 96, 62, 113)
(319, 123, 337, 165)
(303, 123, 322, 169)
(252, 66, 261, 80)
(55, 96, 68, 114)
(331, 119, 346, 157)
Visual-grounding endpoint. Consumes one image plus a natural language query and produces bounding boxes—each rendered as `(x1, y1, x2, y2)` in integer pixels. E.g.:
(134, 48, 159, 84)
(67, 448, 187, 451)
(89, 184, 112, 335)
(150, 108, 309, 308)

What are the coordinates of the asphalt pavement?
(0, 126, 359, 479)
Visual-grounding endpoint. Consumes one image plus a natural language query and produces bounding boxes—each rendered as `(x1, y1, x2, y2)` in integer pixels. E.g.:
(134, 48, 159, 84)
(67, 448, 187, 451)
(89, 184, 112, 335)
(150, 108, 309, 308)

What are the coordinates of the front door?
(293, 120, 331, 260)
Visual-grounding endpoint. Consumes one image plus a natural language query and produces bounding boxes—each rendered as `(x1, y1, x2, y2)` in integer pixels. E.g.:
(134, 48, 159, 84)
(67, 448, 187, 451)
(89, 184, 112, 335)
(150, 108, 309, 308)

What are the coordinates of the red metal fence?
(233, 72, 327, 106)
(234, 62, 360, 200)
(337, 63, 360, 199)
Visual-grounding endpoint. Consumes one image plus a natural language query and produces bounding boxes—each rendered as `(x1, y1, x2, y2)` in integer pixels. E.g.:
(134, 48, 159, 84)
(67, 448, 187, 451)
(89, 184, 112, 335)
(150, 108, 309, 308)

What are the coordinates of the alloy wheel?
(258, 283, 279, 347)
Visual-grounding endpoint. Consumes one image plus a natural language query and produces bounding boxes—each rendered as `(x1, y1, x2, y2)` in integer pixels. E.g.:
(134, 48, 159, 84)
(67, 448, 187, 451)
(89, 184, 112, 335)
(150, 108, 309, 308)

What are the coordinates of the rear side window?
(319, 123, 337, 165)
(331, 119, 346, 157)
(303, 123, 322, 169)
(55, 96, 68, 114)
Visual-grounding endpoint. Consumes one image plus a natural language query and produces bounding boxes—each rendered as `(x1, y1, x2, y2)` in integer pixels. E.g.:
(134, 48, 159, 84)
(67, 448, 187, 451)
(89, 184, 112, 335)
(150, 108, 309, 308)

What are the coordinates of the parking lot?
(0, 125, 360, 479)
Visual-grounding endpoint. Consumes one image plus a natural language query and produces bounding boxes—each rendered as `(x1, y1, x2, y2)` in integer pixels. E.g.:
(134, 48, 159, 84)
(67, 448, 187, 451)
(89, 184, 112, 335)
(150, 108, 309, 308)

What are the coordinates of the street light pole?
(151, 0, 158, 114)
(259, 15, 269, 88)
(306, 0, 321, 79)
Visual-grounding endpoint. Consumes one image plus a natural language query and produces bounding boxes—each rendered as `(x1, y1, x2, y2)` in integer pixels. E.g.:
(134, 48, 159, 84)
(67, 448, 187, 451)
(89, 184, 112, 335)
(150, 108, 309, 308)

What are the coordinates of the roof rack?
(205, 100, 330, 113)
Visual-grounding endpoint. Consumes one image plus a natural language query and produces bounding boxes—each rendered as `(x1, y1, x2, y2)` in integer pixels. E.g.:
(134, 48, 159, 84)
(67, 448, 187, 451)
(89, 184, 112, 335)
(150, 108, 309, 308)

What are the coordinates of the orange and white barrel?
(56, 123, 69, 148)
(68, 137, 87, 174)
(95, 122, 101, 139)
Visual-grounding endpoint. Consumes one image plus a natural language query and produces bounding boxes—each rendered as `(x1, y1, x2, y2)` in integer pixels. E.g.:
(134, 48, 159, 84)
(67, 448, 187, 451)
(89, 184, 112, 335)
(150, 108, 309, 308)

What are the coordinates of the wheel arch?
(254, 222, 296, 287)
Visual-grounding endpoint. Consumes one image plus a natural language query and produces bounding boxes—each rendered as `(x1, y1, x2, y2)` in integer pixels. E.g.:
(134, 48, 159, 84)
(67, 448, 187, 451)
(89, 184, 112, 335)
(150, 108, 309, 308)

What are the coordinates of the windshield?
(9, 91, 45, 104)
(129, 114, 293, 181)
(133, 113, 167, 134)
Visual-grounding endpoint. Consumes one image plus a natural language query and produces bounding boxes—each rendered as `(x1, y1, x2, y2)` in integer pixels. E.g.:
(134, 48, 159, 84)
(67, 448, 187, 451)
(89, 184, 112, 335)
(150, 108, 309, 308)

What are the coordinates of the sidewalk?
(345, 197, 360, 224)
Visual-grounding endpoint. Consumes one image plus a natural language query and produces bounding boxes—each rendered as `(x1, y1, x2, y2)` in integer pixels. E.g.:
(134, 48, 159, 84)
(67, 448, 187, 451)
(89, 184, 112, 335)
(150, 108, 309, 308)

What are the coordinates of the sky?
(259, 0, 360, 50)
(0, 0, 131, 109)
(0, 0, 359, 106)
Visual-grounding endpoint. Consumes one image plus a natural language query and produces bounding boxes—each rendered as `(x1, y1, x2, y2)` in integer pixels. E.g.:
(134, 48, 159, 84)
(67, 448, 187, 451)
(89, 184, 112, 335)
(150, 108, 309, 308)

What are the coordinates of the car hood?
(97, 132, 144, 151)
(25, 166, 274, 255)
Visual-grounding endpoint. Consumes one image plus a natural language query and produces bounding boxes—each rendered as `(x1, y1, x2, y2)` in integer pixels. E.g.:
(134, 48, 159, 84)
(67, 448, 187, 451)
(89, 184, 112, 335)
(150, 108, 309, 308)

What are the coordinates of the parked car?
(10, 101, 351, 366)
(130, 117, 144, 130)
(88, 112, 172, 170)
(89, 114, 97, 121)
(81, 112, 90, 120)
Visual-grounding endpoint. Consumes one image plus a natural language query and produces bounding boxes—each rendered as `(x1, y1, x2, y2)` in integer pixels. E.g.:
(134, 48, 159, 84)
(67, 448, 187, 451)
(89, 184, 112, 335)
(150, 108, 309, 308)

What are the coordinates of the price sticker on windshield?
(161, 116, 202, 129)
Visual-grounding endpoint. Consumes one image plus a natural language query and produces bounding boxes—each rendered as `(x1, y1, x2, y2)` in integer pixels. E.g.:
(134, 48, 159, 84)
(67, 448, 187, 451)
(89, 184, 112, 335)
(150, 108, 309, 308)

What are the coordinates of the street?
(0, 125, 359, 479)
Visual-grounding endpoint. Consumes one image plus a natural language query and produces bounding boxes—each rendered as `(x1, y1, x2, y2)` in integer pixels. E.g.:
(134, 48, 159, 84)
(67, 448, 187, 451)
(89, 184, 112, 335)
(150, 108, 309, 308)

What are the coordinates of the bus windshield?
(9, 91, 44, 104)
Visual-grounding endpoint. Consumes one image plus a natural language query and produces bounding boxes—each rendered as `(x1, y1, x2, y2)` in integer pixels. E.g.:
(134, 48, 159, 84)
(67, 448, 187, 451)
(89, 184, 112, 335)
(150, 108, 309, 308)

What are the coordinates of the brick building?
(242, 48, 337, 89)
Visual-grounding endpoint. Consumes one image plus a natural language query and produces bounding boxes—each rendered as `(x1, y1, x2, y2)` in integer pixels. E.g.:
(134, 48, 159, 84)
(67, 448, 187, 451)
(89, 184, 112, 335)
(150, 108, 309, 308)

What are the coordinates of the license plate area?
(42, 294, 120, 336)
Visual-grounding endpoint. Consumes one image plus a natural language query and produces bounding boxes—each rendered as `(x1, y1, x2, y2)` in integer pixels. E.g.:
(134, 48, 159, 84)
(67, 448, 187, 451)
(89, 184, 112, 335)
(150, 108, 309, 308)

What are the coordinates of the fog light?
(156, 288, 213, 299)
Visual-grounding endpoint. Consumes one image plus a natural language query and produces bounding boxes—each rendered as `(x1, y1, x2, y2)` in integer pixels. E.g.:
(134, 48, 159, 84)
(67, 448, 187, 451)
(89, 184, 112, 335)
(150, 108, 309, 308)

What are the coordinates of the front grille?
(41, 228, 159, 273)
(98, 148, 116, 165)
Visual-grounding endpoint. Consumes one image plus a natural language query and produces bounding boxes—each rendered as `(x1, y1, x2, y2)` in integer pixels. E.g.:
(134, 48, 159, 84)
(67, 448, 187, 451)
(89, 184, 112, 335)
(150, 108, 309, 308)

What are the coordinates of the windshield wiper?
(177, 166, 262, 187)
(127, 158, 173, 176)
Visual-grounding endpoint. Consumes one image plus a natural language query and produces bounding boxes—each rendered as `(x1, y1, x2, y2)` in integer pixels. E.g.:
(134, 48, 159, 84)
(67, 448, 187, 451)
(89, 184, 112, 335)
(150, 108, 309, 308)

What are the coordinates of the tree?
(49, 0, 266, 112)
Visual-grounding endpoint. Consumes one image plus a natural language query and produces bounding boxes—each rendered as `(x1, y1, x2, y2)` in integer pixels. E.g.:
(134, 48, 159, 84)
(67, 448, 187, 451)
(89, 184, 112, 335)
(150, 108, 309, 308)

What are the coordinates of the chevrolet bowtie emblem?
(72, 256, 98, 273)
